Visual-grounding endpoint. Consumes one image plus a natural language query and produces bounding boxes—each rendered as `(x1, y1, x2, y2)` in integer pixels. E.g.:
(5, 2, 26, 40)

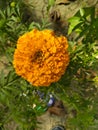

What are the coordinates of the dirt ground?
(0, 0, 98, 130)
(24, 0, 98, 32)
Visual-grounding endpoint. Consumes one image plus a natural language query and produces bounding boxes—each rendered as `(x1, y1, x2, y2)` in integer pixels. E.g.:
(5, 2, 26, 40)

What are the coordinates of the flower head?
(13, 29, 69, 86)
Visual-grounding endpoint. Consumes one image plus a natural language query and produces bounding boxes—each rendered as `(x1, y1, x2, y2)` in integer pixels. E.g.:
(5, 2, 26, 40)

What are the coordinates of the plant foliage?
(0, 1, 98, 130)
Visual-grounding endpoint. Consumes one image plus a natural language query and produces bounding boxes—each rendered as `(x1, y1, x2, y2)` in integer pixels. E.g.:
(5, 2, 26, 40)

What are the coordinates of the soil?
(0, 0, 98, 130)
(24, 0, 98, 33)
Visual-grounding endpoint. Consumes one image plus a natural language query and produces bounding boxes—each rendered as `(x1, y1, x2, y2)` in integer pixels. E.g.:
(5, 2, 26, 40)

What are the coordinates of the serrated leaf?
(6, 5, 11, 17)
(29, 22, 41, 30)
(15, 4, 20, 17)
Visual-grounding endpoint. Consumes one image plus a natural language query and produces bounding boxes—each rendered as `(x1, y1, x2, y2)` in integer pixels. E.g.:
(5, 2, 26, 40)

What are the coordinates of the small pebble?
(47, 95, 55, 107)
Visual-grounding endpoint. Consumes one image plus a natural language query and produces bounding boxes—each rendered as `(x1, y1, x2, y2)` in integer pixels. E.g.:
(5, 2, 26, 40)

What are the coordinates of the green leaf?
(90, 6, 95, 22)
(0, 70, 5, 87)
(0, 91, 6, 104)
(6, 5, 12, 17)
(72, 22, 83, 33)
(28, 22, 36, 30)
(41, 19, 51, 29)
(47, 0, 55, 11)
(1, 89, 11, 98)
(15, 4, 21, 18)
(93, 18, 98, 28)
(48, 0, 55, 6)
(0, 19, 6, 29)
(28, 22, 41, 30)
(68, 16, 82, 34)
(0, 9, 5, 19)
(75, 25, 89, 41)
(80, 8, 85, 17)
(68, 16, 81, 23)
(4, 71, 13, 85)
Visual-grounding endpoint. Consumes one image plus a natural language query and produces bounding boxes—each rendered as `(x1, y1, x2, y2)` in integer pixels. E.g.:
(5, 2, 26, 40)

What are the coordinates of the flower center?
(32, 50, 43, 63)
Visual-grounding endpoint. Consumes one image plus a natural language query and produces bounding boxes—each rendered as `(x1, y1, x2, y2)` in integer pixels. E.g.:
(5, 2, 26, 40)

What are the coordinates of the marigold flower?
(13, 29, 69, 86)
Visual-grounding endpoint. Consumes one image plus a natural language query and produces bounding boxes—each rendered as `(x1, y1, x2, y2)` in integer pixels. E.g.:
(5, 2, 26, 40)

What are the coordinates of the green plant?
(68, 6, 98, 43)
(65, 5, 98, 130)
(0, 1, 98, 130)
(47, 0, 55, 11)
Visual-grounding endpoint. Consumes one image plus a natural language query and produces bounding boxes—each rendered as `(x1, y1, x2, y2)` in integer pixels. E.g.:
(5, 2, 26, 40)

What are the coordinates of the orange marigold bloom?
(13, 29, 69, 86)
